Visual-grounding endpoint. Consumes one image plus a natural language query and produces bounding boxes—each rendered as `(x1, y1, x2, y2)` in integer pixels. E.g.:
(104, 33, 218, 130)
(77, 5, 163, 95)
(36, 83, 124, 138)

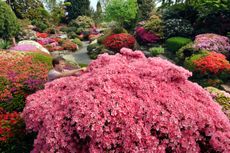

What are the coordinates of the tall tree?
(105, 0, 138, 26)
(64, 0, 91, 22)
(137, 0, 156, 20)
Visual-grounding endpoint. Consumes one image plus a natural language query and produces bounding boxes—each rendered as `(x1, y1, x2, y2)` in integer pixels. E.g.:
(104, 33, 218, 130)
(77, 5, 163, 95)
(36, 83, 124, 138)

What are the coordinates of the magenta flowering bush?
(194, 33, 230, 55)
(22, 48, 230, 152)
(135, 27, 160, 44)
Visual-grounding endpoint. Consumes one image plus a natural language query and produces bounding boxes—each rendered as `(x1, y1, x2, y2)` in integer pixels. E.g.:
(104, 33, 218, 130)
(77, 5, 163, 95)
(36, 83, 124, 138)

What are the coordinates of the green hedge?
(166, 37, 192, 53)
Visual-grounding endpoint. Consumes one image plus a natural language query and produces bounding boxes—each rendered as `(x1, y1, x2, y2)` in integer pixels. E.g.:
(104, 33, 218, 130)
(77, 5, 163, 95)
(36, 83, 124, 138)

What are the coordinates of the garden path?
(62, 41, 92, 65)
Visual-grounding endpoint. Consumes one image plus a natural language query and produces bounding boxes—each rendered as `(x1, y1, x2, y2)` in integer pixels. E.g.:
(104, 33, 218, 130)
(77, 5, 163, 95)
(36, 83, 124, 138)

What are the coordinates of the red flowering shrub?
(23, 48, 230, 152)
(194, 52, 230, 74)
(0, 51, 52, 112)
(135, 27, 160, 44)
(0, 110, 20, 141)
(36, 32, 48, 38)
(62, 40, 78, 51)
(103, 33, 135, 52)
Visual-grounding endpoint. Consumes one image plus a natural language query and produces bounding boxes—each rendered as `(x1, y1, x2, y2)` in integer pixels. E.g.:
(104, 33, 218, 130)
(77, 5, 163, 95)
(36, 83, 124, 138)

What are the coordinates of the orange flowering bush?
(0, 50, 52, 112)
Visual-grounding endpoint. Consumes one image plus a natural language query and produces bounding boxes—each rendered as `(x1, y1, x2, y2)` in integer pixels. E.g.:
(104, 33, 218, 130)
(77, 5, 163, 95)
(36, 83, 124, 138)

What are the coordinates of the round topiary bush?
(0, 1, 20, 38)
(166, 37, 192, 53)
(103, 33, 135, 52)
(23, 48, 230, 152)
(163, 19, 194, 38)
(0, 51, 52, 112)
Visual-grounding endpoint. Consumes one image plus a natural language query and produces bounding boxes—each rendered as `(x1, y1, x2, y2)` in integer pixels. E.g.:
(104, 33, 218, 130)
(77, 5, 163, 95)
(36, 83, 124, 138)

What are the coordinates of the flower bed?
(194, 33, 230, 56)
(0, 51, 52, 112)
(103, 33, 135, 52)
(23, 48, 230, 152)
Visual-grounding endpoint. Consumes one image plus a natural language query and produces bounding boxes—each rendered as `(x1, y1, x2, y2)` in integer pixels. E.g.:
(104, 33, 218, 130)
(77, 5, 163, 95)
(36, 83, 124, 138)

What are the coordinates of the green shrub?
(31, 20, 49, 32)
(0, 1, 20, 38)
(87, 43, 105, 59)
(144, 15, 163, 37)
(69, 16, 94, 33)
(166, 37, 192, 53)
(163, 19, 194, 38)
(68, 32, 77, 39)
(0, 39, 11, 49)
(176, 43, 198, 64)
(149, 46, 165, 56)
(72, 38, 83, 47)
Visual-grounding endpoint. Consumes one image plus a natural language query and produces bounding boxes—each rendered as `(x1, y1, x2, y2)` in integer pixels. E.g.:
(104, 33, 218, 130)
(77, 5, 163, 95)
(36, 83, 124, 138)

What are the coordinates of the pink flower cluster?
(22, 48, 230, 153)
(194, 33, 230, 54)
(10, 44, 40, 52)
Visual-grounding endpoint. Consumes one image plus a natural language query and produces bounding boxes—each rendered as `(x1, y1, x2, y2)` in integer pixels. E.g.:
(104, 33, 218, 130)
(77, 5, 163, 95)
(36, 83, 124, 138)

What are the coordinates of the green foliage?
(30, 52, 53, 66)
(64, 0, 91, 22)
(166, 37, 192, 53)
(70, 16, 94, 29)
(149, 46, 165, 56)
(0, 94, 25, 112)
(105, 0, 138, 26)
(31, 20, 49, 32)
(0, 39, 11, 49)
(0, 1, 20, 38)
(163, 19, 194, 38)
(72, 38, 83, 47)
(176, 42, 197, 64)
(7, 0, 45, 19)
(144, 15, 163, 37)
(87, 43, 106, 59)
(137, 0, 156, 20)
(162, 3, 198, 24)
(50, 4, 65, 26)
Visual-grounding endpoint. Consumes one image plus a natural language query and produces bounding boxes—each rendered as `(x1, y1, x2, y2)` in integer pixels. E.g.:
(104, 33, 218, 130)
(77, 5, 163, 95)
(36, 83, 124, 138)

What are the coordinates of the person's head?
(52, 56, 66, 71)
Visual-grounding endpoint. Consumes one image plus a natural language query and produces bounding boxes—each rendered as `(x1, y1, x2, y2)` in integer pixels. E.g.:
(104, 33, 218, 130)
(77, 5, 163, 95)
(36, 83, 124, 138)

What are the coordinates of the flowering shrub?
(36, 32, 48, 38)
(37, 38, 56, 45)
(62, 40, 78, 51)
(23, 48, 230, 152)
(0, 110, 20, 141)
(194, 33, 230, 56)
(163, 19, 194, 38)
(103, 33, 135, 52)
(193, 52, 230, 74)
(205, 87, 230, 118)
(135, 27, 160, 44)
(10, 44, 41, 52)
(176, 43, 198, 63)
(0, 51, 52, 112)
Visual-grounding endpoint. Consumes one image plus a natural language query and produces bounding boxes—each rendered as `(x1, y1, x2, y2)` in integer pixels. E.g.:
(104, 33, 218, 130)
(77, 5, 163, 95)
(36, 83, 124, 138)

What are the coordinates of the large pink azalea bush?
(22, 48, 230, 153)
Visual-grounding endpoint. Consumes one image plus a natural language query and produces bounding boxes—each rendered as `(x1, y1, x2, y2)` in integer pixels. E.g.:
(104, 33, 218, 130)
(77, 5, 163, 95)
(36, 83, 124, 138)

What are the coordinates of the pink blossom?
(22, 48, 230, 152)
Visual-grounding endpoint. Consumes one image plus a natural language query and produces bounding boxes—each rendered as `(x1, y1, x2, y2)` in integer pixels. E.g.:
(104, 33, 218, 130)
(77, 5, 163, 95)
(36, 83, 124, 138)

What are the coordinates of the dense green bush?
(162, 4, 198, 24)
(163, 19, 194, 38)
(87, 43, 106, 59)
(72, 38, 83, 47)
(7, 0, 44, 19)
(149, 46, 165, 56)
(143, 15, 163, 37)
(69, 16, 94, 34)
(0, 1, 20, 38)
(166, 37, 192, 53)
(176, 43, 198, 64)
(0, 39, 11, 49)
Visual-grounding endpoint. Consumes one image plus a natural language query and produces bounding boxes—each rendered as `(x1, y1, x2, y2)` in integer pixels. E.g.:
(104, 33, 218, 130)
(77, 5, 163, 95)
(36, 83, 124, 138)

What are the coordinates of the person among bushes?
(48, 57, 86, 82)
